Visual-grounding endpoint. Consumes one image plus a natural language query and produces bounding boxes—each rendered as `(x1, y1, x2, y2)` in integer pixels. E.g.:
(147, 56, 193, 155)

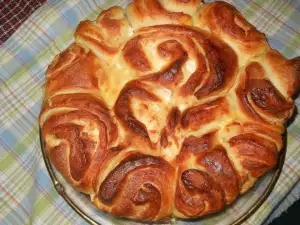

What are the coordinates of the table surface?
(270, 200, 300, 225)
(0, 0, 47, 44)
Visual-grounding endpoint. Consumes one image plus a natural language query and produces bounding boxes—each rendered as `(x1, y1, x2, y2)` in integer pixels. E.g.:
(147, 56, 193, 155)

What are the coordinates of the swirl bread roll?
(39, 0, 300, 221)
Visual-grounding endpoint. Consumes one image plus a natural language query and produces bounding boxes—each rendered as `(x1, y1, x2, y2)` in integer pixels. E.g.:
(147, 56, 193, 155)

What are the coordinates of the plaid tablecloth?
(0, 0, 47, 44)
(0, 0, 300, 224)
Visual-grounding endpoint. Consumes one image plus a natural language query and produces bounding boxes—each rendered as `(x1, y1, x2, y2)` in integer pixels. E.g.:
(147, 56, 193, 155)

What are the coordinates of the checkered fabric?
(0, 0, 299, 225)
(0, 0, 47, 44)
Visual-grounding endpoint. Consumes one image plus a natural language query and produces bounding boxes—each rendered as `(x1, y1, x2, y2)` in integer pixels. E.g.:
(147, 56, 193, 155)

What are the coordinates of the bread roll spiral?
(39, 0, 300, 221)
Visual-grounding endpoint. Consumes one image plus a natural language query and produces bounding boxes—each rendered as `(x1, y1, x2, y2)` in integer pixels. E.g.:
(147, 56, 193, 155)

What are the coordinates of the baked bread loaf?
(39, 0, 300, 221)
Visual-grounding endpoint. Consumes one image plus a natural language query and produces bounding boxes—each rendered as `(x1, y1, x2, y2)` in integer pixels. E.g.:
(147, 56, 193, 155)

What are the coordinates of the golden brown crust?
(126, 0, 194, 30)
(194, 1, 269, 66)
(94, 152, 176, 220)
(232, 60, 295, 126)
(44, 44, 103, 100)
(259, 49, 300, 98)
(175, 168, 226, 217)
(39, 0, 299, 221)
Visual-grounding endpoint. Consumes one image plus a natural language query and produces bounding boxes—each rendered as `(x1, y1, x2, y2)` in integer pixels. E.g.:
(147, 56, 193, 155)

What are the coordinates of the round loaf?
(39, 0, 300, 221)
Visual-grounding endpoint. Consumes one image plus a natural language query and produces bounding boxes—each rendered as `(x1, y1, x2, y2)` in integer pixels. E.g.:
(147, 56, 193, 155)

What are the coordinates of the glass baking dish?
(39, 129, 286, 225)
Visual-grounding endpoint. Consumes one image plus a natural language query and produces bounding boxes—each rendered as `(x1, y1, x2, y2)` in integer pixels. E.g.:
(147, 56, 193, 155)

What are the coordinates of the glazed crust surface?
(39, 0, 300, 221)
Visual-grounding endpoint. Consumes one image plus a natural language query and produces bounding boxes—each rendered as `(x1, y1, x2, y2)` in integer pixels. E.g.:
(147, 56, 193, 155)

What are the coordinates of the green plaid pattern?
(0, 0, 299, 224)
